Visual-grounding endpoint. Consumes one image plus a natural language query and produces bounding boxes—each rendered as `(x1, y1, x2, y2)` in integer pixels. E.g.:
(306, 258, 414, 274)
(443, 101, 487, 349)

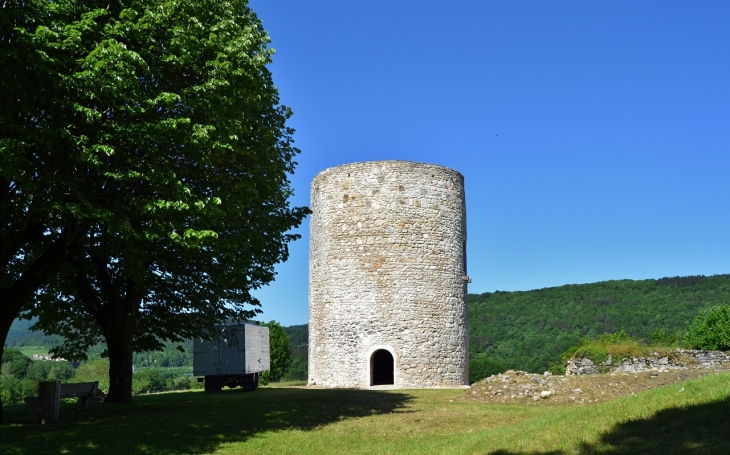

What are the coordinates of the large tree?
(3, 0, 308, 408)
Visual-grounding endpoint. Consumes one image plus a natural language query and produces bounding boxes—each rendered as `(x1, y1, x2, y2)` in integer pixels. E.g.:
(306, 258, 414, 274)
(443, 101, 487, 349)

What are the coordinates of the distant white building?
(31, 354, 66, 362)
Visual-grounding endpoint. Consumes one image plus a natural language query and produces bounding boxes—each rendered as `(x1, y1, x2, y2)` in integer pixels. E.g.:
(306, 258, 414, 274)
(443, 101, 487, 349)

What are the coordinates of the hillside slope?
(5, 318, 63, 347)
(469, 274, 730, 373)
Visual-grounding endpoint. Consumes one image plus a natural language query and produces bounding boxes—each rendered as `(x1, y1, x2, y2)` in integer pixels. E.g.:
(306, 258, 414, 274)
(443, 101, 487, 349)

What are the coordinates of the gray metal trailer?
(193, 323, 270, 392)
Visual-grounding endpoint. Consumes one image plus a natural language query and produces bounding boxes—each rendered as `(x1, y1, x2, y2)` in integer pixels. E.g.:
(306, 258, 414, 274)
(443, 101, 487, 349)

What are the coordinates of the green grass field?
(15, 346, 49, 358)
(2, 373, 729, 454)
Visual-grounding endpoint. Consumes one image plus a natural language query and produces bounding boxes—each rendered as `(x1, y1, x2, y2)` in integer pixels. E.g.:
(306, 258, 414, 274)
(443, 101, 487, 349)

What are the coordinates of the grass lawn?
(1, 373, 729, 454)
(15, 346, 49, 357)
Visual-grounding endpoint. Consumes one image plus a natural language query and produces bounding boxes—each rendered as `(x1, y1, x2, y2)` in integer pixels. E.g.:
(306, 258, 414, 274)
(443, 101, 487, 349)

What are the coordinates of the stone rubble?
(463, 352, 730, 406)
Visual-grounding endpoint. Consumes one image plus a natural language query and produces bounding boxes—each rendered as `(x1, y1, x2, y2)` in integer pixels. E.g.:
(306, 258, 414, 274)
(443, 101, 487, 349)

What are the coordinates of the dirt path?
(461, 363, 730, 406)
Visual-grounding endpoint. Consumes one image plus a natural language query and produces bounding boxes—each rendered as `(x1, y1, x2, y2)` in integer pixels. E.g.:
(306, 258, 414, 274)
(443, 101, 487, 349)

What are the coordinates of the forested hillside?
(282, 325, 308, 381)
(469, 274, 730, 373)
(6, 319, 192, 367)
(6, 319, 63, 347)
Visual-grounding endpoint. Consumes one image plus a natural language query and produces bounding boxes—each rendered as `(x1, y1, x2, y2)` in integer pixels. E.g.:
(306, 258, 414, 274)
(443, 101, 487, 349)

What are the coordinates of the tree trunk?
(0, 303, 16, 424)
(84, 264, 141, 404)
(103, 318, 136, 403)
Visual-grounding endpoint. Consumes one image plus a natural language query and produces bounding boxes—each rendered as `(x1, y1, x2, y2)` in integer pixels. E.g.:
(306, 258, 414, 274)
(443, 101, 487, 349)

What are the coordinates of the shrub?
(651, 328, 666, 345)
(1, 348, 32, 379)
(0, 377, 37, 405)
(133, 369, 168, 394)
(190, 377, 205, 390)
(684, 303, 730, 350)
(562, 330, 647, 366)
(130, 369, 192, 394)
(26, 360, 75, 382)
(469, 357, 505, 383)
(259, 321, 292, 386)
(650, 328, 683, 346)
(172, 376, 191, 390)
(74, 359, 110, 393)
(548, 361, 566, 375)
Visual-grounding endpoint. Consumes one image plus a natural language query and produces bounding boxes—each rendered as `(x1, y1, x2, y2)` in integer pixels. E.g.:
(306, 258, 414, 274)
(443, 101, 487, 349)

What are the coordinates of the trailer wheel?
(204, 376, 222, 392)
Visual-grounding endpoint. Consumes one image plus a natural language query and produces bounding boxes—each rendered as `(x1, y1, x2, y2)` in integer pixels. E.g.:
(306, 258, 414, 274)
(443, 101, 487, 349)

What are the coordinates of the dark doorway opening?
(371, 350, 394, 385)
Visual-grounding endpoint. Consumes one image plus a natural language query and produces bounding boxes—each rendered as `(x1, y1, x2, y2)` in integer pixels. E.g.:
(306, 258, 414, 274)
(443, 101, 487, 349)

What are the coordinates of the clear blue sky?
(248, 0, 730, 326)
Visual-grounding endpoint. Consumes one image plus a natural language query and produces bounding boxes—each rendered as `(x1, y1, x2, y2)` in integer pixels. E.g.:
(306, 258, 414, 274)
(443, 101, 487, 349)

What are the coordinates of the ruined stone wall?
(566, 349, 730, 375)
(308, 160, 469, 388)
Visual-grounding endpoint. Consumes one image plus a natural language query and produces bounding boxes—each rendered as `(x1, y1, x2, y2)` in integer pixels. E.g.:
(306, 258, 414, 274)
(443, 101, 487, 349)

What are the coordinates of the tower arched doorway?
(370, 349, 394, 385)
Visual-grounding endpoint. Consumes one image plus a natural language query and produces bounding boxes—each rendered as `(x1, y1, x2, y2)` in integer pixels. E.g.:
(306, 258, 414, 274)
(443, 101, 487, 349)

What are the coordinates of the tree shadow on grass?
(487, 396, 730, 455)
(0, 387, 413, 455)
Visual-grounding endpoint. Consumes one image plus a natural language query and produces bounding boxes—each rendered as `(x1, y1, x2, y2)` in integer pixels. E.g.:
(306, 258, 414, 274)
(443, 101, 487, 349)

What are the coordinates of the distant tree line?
(281, 325, 308, 381)
(653, 275, 730, 287)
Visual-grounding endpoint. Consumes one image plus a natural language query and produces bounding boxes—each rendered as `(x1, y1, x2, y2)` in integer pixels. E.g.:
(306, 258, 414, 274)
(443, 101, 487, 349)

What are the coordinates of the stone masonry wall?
(308, 160, 469, 388)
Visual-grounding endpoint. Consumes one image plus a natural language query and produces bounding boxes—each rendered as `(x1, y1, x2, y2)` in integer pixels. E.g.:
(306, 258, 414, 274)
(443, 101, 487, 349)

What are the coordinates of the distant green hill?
(283, 324, 308, 347)
(469, 274, 730, 373)
(5, 318, 63, 347)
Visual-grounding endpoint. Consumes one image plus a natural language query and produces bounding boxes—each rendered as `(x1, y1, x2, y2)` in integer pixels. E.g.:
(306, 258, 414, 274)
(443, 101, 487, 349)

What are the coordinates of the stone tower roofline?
(311, 159, 465, 184)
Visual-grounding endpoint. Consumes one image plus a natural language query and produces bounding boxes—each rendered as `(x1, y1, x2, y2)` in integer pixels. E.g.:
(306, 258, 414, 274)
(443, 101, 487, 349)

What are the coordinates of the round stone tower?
(308, 160, 469, 388)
